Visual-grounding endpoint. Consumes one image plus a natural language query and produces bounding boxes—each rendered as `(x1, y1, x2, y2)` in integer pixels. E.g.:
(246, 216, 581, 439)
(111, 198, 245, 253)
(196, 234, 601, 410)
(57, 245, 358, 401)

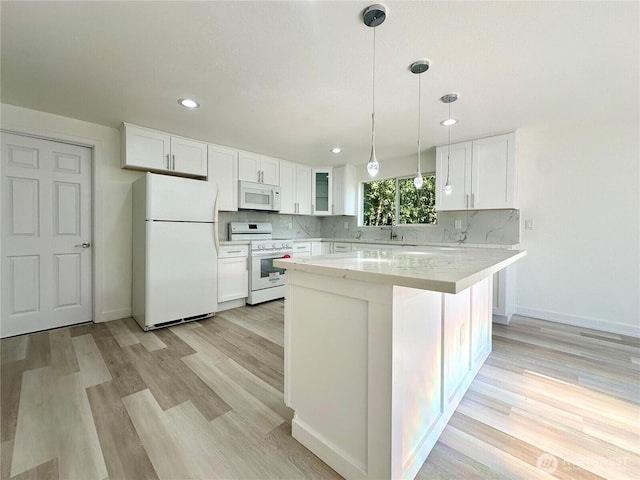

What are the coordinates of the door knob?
(75, 243, 91, 248)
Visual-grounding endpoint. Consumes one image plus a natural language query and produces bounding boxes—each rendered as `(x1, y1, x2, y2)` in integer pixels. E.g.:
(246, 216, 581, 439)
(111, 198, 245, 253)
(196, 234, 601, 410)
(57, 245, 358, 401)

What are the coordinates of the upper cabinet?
(122, 123, 207, 177)
(436, 132, 517, 211)
(332, 164, 357, 216)
(238, 151, 279, 185)
(208, 144, 238, 212)
(280, 160, 311, 215)
(312, 168, 332, 215)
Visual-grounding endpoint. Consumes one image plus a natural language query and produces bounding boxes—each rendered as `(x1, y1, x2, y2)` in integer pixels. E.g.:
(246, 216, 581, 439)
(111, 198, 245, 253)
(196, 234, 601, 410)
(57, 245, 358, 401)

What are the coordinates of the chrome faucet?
(380, 226, 397, 240)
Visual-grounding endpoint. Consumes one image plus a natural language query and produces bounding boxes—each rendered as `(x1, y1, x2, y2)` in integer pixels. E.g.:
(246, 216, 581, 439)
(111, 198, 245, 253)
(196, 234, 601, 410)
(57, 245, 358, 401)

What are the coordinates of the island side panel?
(471, 276, 493, 365)
(284, 270, 394, 479)
(390, 287, 444, 479)
(394, 277, 494, 480)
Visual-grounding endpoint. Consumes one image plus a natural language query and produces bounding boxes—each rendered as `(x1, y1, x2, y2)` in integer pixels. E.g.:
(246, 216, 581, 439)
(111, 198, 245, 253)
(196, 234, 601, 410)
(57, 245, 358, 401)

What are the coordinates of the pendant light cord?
(446, 100, 451, 184)
(371, 26, 376, 147)
(417, 71, 421, 173)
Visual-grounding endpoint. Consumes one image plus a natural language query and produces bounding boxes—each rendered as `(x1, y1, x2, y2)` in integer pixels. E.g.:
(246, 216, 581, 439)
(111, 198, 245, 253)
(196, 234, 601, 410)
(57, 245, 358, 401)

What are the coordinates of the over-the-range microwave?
(238, 180, 281, 211)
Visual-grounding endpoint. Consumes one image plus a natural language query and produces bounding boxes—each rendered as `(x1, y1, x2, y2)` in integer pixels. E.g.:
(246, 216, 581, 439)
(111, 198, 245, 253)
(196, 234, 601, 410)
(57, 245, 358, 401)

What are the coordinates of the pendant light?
(410, 59, 430, 189)
(363, 4, 386, 177)
(440, 93, 458, 195)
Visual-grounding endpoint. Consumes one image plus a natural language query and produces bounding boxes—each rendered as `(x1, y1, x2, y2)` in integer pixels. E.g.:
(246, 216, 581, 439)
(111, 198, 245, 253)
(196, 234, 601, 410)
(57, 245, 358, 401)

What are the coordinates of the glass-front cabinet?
(312, 167, 332, 215)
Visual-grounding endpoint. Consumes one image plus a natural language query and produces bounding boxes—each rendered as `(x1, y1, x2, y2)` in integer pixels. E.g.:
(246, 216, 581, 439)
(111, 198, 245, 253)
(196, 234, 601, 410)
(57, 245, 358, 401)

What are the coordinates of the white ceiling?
(1, 1, 638, 167)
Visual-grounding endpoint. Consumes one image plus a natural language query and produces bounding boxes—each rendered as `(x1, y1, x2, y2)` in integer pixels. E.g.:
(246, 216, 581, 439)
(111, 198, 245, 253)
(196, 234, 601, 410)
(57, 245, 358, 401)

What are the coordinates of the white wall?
(1, 103, 142, 322)
(516, 121, 639, 336)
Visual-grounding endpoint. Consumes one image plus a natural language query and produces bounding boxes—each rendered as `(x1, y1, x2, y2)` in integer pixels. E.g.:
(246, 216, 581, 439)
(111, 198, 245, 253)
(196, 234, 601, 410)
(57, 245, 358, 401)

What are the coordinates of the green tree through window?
(363, 176, 436, 226)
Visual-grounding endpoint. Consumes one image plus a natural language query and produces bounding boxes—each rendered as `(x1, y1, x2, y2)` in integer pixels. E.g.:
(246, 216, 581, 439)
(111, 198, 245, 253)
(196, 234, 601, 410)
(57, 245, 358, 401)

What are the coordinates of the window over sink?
(362, 175, 437, 226)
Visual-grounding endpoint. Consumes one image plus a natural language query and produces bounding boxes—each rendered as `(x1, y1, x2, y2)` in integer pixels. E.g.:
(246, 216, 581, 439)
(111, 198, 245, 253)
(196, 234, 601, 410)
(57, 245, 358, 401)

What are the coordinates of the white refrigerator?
(132, 173, 219, 330)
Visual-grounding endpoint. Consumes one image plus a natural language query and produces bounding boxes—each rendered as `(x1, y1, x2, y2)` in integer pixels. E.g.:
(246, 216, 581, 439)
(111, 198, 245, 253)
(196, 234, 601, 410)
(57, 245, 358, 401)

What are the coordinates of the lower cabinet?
(217, 245, 249, 310)
(292, 242, 311, 257)
(332, 242, 352, 253)
(321, 242, 333, 255)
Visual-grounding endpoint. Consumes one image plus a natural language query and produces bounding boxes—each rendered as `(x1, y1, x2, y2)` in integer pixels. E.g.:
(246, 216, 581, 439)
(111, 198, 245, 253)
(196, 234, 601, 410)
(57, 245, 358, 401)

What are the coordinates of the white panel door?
(123, 123, 170, 171)
(295, 164, 312, 215)
(170, 136, 208, 177)
(1, 132, 92, 337)
(238, 151, 261, 182)
(471, 133, 516, 209)
(259, 156, 280, 185)
(435, 141, 472, 211)
(278, 160, 296, 214)
(207, 144, 238, 212)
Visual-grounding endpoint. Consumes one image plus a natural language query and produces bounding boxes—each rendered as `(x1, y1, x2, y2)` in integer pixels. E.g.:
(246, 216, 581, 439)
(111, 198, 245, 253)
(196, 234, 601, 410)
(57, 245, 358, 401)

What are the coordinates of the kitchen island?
(274, 246, 526, 480)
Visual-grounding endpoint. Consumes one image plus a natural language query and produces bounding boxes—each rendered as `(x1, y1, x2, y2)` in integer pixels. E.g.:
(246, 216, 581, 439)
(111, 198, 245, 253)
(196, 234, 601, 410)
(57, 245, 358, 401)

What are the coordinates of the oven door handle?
(251, 251, 294, 258)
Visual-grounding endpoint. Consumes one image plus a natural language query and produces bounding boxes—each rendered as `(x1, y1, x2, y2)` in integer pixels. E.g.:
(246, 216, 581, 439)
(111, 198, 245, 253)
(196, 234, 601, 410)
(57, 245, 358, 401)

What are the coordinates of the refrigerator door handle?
(213, 190, 220, 256)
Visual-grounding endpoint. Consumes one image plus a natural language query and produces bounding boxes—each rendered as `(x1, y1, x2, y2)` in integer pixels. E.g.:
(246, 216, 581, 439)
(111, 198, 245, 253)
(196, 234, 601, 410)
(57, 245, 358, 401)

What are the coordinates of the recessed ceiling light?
(178, 98, 199, 109)
(440, 118, 457, 126)
(330, 147, 342, 154)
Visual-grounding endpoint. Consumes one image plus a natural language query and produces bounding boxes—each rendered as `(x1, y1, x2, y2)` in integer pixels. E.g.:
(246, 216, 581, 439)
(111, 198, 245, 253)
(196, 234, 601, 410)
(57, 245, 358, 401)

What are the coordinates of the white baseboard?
(98, 308, 131, 323)
(515, 306, 640, 338)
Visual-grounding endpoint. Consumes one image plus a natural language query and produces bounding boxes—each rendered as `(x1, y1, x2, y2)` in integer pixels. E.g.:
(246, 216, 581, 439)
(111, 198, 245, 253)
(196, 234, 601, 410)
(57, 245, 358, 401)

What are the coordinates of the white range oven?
(229, 222, 293, 305)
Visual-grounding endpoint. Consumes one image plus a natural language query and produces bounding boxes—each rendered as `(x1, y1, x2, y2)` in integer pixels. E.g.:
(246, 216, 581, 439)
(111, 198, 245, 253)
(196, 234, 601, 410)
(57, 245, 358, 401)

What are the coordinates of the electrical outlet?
(288, 222, 292, 230)
(454, 219, 462, 229)
(525, 219, 534, 230)
(344, 221, 349, 229)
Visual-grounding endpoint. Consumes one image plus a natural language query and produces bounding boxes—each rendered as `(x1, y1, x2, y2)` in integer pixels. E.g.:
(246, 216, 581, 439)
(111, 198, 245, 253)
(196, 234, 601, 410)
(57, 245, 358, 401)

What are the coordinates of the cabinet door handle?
(257, 171, 261, 182)
(226, 250, 243, 254)
(166, 154, 170, 169)
(261, 171, 264, 183)
(471, 193, 475, 208)
(466, 194, 469, 209)
(172, 154, 176, 170)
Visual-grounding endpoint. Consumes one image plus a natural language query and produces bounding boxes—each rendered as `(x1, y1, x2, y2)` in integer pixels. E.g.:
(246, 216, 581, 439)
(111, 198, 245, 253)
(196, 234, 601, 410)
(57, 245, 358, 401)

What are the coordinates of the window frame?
(359, 172, 437, 227)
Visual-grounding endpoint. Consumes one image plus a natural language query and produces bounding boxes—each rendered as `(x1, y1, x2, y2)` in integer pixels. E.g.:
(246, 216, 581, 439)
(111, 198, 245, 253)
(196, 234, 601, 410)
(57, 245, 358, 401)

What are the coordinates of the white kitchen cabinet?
(436, 132, 517, 211)
(292, 241, 311, 257)
(312, 168, 332, 215)
(311, 241, 322, 256)
(217, 245, 249, 309)
(321, 242, 333, 255)
(332, 242, 352, 253)
(238, 151, 280, 185)
(435, 141, 472, 211)
(123, 123, 207, 177)
(207, 144, 238, 211)
(332, 164, 357, 216)
(280, 160, 312, 215)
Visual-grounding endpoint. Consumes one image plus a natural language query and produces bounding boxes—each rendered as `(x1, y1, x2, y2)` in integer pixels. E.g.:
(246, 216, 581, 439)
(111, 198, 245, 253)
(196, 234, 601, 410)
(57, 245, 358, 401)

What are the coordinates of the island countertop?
(274, 246, 526, 294)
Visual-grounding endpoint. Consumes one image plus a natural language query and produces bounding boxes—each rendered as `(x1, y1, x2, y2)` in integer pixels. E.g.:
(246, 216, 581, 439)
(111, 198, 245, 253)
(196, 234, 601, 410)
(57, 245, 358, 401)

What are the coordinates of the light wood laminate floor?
(1, 301, 638, 479)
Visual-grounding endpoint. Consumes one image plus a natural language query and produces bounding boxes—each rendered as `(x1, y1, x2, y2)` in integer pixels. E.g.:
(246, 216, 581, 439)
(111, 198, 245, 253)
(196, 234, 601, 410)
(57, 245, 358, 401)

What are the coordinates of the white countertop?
(274, 246, 526, 294)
